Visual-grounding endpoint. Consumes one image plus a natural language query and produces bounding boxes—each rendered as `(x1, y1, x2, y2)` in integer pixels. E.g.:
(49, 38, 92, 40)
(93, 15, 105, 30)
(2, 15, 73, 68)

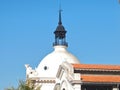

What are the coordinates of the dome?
(36, 46, 80, 77)
(36, 10, 80, 77)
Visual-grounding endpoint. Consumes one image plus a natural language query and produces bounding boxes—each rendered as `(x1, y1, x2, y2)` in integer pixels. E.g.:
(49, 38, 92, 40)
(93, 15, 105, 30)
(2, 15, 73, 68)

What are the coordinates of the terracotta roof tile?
(81, 75, 120, 83)
(72, 64, 120, 70)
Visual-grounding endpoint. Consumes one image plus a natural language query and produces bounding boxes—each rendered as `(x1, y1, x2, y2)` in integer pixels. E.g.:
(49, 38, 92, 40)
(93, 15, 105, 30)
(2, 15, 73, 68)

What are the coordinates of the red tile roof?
(72, 64, 120, 71)
(81, 75, 120, 83)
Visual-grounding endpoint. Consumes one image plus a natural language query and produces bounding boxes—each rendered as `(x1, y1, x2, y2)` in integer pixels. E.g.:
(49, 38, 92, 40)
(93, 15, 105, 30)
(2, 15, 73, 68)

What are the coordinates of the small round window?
(44, 66, 48, 70)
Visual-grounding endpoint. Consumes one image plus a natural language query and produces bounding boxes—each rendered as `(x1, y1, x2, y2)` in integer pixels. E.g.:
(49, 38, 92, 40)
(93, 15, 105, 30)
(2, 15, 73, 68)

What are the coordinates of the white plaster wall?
(40, 83, 55, 90)
(113, 87, 119, 90)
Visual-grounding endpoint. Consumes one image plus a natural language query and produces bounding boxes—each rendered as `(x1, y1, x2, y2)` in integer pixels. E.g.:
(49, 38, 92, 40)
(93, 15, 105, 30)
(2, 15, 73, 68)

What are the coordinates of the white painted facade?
(55, 62, 81, 90)
(25, 45, 80, 90)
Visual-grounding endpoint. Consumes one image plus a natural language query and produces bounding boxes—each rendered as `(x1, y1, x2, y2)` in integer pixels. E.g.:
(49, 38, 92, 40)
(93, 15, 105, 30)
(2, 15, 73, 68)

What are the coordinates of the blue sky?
(0, 0, 120, 89)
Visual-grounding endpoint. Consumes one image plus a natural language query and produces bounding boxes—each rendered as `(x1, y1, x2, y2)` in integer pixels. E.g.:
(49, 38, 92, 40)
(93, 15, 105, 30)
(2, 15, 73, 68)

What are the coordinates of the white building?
(25, 10, 120, 90)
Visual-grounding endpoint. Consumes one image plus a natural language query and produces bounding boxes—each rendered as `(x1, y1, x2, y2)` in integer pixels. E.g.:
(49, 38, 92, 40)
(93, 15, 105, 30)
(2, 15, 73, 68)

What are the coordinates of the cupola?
(53, 10, 68, 47)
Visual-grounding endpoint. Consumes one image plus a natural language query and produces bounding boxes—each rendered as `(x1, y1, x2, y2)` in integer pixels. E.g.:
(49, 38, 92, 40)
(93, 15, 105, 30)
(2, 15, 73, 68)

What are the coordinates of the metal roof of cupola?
(53, 10, 68, 47)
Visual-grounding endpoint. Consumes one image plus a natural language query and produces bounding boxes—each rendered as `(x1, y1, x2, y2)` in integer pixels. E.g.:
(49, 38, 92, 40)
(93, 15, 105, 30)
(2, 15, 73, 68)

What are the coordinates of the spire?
(58, 0, 62, 25)
(58, 9, 62, 25)
(53, 9, 68, 47)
